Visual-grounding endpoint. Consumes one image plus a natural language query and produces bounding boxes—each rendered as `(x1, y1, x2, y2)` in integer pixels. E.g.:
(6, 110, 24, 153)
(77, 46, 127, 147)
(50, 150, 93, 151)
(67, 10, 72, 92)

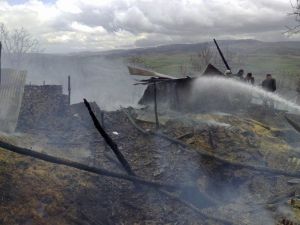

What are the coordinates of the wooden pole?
(68, 75, 71, 105)
(100, 111, 108, 152)
(83, 99, 136, 176)
(0, 41, 2, 85)
(213, 38, 231, 71)
(153, 81, 159, 129)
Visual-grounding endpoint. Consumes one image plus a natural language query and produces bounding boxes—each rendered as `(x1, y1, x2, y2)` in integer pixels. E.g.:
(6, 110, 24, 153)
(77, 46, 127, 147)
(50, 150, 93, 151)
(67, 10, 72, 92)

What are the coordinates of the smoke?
(3, 53, 145, 111)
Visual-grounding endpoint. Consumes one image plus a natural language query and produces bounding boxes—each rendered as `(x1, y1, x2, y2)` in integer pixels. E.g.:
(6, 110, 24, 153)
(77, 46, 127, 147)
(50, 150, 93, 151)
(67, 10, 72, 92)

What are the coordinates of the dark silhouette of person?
(262, 74, 277, 110)
(245, 72, 255, 85)
(236, 69, 244, 80)
(262, 74, 276, 92)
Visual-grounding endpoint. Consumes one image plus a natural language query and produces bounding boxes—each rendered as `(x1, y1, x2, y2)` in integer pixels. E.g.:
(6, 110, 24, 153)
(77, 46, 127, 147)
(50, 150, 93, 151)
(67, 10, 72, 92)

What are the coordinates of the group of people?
(239, 69, 255, 85)
(224, 69, 277, 110)
(225, 69, 277, 93)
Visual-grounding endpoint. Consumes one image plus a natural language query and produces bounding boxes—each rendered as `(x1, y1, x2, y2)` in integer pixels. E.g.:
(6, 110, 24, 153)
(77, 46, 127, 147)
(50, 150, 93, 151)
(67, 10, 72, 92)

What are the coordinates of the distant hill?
(70, 39, 300, 57)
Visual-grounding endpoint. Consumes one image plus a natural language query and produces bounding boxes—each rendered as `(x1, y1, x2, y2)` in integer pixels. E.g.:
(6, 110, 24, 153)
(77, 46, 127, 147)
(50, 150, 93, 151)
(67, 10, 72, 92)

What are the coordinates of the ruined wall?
(17, 85, 69, 131)
(0, 69, 26, 133)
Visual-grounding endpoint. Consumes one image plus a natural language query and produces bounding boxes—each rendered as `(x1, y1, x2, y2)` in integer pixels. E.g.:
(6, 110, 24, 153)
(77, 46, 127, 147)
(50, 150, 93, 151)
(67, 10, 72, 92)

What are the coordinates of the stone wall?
(17, 84, 69, 131)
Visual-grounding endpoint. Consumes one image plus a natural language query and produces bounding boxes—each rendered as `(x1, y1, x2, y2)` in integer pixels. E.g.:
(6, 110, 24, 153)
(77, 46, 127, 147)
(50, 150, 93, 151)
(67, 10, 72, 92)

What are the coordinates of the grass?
(245, 54, 300, 77)
(133, 52, 300, 79)
(0, 133, 92, 225)
(141, 53, 191, 76)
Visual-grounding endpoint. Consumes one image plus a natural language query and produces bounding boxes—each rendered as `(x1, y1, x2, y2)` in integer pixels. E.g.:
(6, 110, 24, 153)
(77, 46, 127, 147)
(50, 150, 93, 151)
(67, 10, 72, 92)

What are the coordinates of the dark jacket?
(262, 78, 276, 92)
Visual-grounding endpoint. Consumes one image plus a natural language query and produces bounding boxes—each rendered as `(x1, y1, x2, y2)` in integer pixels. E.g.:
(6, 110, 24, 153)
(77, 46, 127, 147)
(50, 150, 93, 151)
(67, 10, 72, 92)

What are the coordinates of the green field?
(136, 53, 300, 78)
(127, 43, 300, 82)
(245, 54, 300, 76)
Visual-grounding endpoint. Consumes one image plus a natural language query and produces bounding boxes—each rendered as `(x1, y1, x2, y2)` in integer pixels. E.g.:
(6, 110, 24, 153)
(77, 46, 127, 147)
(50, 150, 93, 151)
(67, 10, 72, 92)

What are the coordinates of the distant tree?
(212, 45, 245, 72)
(286, 0, 300, 33)
(190, 43, 214, 72)
(0, 23, 42, 69)
(179, 63, 189, 76)
(127, 55, 146, 67)
(189, 42, 245, 74)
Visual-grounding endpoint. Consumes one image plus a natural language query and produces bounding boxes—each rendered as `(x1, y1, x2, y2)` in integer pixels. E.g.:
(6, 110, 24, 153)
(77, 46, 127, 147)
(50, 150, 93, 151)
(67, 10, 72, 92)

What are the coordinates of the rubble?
(1, 77, 300, 224)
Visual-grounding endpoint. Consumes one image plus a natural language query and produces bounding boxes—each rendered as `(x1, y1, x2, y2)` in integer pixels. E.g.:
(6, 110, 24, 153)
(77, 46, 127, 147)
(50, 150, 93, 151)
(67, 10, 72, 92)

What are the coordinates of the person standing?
(236, 69, 244, 80)
(262, 74, 276, 110)
(245, 72, 255, 85)
(262, 74, 276, 92)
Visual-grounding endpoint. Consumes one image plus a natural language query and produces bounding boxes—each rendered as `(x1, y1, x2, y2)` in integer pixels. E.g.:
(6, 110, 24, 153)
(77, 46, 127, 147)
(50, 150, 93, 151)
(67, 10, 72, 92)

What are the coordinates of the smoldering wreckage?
(2, 42, 300, 225)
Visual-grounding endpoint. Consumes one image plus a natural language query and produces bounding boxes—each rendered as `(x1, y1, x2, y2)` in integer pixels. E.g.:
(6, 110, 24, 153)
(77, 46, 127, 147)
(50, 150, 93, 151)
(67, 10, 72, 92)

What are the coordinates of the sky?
(0, 0, 299, 53)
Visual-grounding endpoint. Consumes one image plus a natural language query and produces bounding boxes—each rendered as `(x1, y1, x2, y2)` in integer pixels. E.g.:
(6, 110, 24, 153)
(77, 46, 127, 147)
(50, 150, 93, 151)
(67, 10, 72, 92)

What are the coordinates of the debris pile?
(1, 63, 300, 224)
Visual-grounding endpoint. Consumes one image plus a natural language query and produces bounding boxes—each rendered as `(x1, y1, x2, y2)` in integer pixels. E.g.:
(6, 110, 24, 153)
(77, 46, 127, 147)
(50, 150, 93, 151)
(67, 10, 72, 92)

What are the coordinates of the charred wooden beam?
(285, 115, 300, 133)
(213, 39, 231, 71)
(0, 140, 179, 190)
(0, 41, 2, 85)
(127, 66, 176, 79)
(208, 130, 217, 149)
(100, 111, 108, 153)
(68, 75, 71, 105)
(153, 81, 160, 129)
(84, 99, 135, 176)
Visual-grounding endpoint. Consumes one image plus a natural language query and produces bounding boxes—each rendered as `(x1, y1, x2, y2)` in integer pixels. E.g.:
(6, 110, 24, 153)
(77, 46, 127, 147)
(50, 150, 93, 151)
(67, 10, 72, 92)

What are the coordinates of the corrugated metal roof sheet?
(0, 69, 26, 133)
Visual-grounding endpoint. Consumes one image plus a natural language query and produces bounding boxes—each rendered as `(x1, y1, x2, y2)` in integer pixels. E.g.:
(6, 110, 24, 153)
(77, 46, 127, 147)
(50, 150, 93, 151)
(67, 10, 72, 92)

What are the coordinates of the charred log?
(84, 99, 135, 176)
(0, 140, 179, 190)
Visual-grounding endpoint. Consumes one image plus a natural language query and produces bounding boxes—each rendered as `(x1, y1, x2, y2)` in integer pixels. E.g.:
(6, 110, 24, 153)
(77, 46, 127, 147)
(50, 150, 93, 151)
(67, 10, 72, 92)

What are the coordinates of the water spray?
(193, 76, 300, 113)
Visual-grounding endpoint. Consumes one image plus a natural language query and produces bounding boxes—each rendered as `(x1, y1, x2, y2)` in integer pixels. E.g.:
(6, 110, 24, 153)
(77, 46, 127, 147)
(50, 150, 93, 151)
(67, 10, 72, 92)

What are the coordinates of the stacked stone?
(17, 84, 69, 131)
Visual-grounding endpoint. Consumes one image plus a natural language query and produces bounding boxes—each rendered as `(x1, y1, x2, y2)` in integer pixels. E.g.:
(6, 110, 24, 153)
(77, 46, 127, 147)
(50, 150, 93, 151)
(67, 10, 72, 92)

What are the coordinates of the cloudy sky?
(0, 0, 298, 53)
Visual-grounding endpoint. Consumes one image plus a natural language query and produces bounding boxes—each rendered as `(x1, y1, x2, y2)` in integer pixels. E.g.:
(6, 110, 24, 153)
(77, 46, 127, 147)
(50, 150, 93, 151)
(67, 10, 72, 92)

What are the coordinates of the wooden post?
(68, 75, 71, 105)
(153, 80, 159, 129)
(84, 99, 136, 176)
(101, 111, 108, 152)
(213, 38, 231, 71)
(0, 41, 2, 85)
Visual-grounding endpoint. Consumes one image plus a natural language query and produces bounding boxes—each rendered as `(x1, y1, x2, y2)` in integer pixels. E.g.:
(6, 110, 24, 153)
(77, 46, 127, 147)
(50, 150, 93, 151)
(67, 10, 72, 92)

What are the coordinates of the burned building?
(134, 64, 236, 112)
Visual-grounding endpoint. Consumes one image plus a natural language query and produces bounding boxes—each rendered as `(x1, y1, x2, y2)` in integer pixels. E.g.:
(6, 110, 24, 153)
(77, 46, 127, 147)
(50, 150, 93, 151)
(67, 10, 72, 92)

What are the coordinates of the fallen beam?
(285, 115, 300, 133)
(127, 66, 176, 79)
(0, 140, 179, 190)
(84, 99, 135, 176)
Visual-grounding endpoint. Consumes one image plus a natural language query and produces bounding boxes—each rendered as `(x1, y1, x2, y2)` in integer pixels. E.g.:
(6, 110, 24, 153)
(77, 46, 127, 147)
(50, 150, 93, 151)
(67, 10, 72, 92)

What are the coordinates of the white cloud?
(70, 21, 107, 34)
(0, 0, 297, 52)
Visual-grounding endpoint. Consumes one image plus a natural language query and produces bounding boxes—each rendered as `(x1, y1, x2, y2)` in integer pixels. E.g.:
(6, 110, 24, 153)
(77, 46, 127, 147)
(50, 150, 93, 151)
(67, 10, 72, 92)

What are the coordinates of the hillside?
(67, 39, 300, 81)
